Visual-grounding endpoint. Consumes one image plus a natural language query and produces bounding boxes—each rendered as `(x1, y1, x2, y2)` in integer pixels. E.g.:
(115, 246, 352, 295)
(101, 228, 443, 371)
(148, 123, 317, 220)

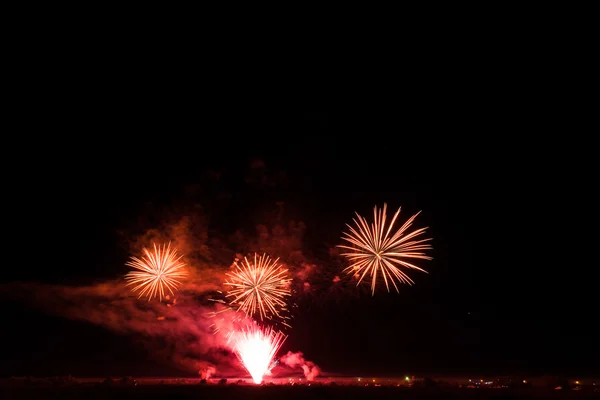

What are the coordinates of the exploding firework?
(338, 203, 432, 295)
(225, 253, 291, 321)
(125, 242, 187, 301)
(230, 325, 287, 384)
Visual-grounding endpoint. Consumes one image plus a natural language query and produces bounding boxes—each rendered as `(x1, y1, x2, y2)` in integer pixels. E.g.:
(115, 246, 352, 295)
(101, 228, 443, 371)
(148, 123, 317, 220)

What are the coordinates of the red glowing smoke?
(280, 351, 321, 381)
(1, 280, 240, 375)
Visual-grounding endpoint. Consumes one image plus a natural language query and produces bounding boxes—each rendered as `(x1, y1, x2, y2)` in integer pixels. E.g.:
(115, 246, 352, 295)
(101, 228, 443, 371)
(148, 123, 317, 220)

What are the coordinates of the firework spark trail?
(207, 299, 247, 340)
(125, 242, 187, 301)
(224, 253, 291, 321)
(338, 203, 432, 295)
(230, 325, 287, 384)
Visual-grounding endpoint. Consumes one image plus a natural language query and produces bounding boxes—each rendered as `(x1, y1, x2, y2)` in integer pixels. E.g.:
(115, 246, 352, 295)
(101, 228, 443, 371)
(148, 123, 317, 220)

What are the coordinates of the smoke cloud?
(1, 277, 245, 376)
(198, 362, 216, 380)
(280, 351, 321, 381)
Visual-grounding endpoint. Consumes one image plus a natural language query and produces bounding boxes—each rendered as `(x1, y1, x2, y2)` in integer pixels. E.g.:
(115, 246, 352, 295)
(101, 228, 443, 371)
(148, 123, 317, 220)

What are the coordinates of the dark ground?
(3, 383, 599, 400)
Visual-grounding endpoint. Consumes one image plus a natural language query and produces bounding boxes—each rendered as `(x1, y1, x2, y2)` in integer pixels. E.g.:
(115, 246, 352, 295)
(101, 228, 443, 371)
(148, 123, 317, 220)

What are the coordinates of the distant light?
(373, 379, 375, 382)
(480, 379, 483, 383)
(358, 378, 361, 382)
(469, 379, 471, 382)
(523, 380, 527, 384)
(575, 381, 580, 385)
(405, 376, 410, 381)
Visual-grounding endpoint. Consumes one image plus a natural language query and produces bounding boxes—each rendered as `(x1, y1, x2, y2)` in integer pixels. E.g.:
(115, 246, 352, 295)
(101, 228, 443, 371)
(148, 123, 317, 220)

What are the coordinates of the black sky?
(3, 110, 597, 378)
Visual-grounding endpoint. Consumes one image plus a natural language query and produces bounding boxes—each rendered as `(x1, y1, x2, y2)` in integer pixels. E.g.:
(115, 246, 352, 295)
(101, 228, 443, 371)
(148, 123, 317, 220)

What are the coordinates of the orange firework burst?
(225, 253, 291, 321)
(338, 203, 432, 295)
(125, 242, 187, 301)
(230, 325, 287, 384)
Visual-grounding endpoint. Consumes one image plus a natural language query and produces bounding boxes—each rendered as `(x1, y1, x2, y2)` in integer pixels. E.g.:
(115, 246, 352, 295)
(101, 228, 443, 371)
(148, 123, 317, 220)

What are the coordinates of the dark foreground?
(2, 384, 599, 400)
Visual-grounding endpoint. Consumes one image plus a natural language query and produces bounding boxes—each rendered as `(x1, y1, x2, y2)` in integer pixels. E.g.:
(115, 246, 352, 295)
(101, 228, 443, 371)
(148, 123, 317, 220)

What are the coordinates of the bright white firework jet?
(224, 253, 291, 321)
(338, 203, 432, 295)
(125, 242, 187, 301)
(230, 325, 287, 384)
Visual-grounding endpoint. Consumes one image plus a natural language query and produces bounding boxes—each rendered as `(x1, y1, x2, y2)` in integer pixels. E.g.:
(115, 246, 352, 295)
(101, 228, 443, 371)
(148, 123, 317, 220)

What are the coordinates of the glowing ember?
(338, 203, 432, 295)
(125, 242, 187, 301)
(225, 253, 291, 320)
(230, 326, 287, 384)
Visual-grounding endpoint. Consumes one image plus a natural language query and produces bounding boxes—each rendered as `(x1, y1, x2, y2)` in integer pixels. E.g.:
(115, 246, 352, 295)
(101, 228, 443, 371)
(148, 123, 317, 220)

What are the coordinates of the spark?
(125, 242, 186, 301)
(207, 303, 246, 339)
(338, 203, 432, 295)
(230, 325, 287, 384)
(225, 253, 291, 320)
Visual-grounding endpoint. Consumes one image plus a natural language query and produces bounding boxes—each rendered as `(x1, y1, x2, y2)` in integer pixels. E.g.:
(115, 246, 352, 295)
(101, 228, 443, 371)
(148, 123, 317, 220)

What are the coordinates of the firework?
(230, 325, 287, 384)
(338, 203, 432, 295)
(125, 242, 187, 301)
(225, 253, 291, 321)
(207, 297, 248, 339)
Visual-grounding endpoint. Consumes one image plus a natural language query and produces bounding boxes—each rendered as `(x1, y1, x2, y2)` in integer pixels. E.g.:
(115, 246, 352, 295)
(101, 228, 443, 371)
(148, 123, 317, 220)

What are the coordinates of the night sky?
(2, 111, 597, 379)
